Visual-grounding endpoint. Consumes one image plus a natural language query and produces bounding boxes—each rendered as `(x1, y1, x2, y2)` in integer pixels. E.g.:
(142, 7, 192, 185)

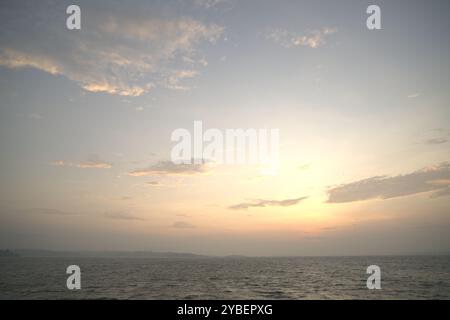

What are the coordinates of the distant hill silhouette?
(13, 249, 209, 259)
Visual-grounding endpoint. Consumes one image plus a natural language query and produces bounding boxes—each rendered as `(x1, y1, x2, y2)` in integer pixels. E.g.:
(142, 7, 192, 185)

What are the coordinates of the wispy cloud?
(303, 236, 325, 241)
(266, 27, 337, 49)
(424, 138, 448, 145)
(27, 113, 43, 120)
(407, 93, 420, 98)
(194, 0, 228, 9)
(171, 221, 196, 228)
(165, 70, 199, 91)
(327, 162, 450, 203)
(430, 187, 450, 198)
(25, 208, 80, 216)
(104, 212, 146, 221)
(146, 181, 163, 187)
(0, 1, 223, 96)
(228, 196, 308, 210)
(176, 214, 191, 217)
(417, 128, 449, 146)
(298, 163, 311, 171)
(129, 160, 208, 176)
(50, 158, 112, 169)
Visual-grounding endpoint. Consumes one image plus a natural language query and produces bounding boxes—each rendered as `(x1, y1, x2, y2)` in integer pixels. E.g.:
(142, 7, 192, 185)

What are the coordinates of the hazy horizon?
(3, 248, 450, 258)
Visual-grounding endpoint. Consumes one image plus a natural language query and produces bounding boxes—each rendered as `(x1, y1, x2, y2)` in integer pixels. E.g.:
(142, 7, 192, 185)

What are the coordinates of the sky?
(0, 0, 449, 256)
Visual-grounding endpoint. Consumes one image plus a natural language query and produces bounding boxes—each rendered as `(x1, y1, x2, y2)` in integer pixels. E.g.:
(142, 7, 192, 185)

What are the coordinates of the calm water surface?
(1, 256, 449, 299)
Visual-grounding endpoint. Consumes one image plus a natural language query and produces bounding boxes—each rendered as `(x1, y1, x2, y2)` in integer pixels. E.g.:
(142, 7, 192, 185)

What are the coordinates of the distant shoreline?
(1, 249, 450, 259)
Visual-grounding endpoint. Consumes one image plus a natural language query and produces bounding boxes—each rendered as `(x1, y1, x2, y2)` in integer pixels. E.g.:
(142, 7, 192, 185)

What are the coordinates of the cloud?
(228, 196, 308, 210)
(165, 70, 199, 91)
(27, 113, 43, 120)
(303, 236, 324, 241)
(146, 181, 163, 187)
(424, 138, 448, 145)
(418, 128, 449, 145)
(50, 159, 112, 169)
(171, 221, 196, 228)
(129, 160, 208, 176)
(430, 187, 450, 198)
(298, 163, 311, 171)
(0, 1, 223, 96)
(194, 0, 229, 9)
(407, 93, 420, 98)
(176, 214, 191, 217)
(327, 162, 450, 203)
(266, 27, 337, 49)
(25, 208, 80, 216)
(104, 212, 146, 221)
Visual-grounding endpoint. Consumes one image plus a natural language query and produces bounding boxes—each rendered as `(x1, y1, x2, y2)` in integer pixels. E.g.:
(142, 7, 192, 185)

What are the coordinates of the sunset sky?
(0, 0, 449, 256)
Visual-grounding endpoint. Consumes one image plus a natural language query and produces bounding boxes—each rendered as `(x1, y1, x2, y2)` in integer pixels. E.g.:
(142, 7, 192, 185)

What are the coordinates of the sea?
(1, 255, 449, 299)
